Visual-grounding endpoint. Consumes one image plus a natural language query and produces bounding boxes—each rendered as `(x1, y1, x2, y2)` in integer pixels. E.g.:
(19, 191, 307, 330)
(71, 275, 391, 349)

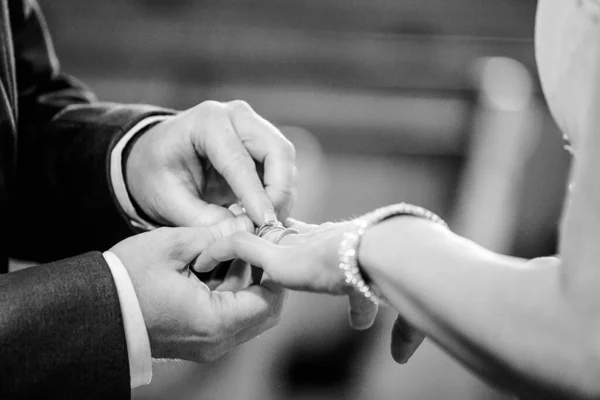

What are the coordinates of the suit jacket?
(0, 1, 172, 398)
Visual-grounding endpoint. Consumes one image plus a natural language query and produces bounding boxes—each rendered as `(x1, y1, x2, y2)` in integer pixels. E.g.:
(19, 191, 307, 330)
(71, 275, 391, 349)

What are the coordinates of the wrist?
(123, 122, 161, 223)
(342, 204, 448, 303)
(358, 216, 443, 283)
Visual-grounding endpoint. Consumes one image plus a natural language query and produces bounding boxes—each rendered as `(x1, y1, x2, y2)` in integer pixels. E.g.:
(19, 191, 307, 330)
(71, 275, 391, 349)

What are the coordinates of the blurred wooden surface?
(41, 0, 536, 92)
(37, 0, 540, 159)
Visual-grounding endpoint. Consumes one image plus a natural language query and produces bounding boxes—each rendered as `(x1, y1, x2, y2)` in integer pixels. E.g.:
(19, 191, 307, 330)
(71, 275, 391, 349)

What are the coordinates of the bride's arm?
(195, 56, 600, 400)
(359, 56, 600, 399)
(196, 176, 600, 400)
(360, 219, 590, 399)
(195, 129, 600, 399)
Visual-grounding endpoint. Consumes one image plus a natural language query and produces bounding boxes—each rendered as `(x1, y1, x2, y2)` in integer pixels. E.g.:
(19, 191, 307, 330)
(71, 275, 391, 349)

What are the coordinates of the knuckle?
(215, 218, 235, 238)
(198, 100, 225, 112)
(227, 99, 253, 113)
(281, 139, 296, 159)
(207, 224, 222, 242)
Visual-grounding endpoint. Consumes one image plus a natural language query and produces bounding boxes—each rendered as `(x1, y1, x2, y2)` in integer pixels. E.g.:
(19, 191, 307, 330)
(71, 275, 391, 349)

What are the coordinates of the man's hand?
(125, 100, 297, 228)
(110, 216, 284, 362)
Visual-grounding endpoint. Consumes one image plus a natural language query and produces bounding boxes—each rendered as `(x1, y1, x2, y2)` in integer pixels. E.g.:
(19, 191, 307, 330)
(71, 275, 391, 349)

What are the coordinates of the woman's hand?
(194, 217, 425, 364)
(194, 218, 352, 294)
(194, 218, 378, 329)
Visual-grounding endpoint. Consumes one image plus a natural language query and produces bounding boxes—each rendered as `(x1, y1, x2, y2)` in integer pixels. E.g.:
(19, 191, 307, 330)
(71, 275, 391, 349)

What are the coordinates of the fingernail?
(228, 204, 244, 216)
(391, 340, 422, 364)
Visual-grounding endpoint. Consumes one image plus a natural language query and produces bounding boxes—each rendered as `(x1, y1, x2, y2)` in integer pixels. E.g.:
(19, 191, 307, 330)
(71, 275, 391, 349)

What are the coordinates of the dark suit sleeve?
(8, 0, 175, 262)
(0, 252, 130, 399)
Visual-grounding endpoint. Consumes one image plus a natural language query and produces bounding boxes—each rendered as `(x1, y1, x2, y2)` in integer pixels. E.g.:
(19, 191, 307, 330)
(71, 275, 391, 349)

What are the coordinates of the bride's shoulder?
(536, 0, 600, 145)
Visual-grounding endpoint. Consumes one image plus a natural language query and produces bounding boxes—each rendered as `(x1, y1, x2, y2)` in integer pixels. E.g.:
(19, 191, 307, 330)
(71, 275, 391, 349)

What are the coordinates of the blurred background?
(38, 0, 570, 399)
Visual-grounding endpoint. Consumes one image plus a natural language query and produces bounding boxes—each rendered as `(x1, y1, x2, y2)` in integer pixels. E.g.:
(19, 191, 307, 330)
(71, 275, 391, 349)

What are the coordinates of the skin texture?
(110, 215, 285, 362)
(126, 100, 297, 228)
(109, 99, 296, 362)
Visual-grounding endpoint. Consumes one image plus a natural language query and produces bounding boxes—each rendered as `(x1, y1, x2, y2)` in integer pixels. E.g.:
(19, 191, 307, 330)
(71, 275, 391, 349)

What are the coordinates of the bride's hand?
(280, 219, 427, 364)
(194, 218, 353, 294)
(194, 217, 425, 364)
(194, 218, 378, 330)
(282, 219, 426, 364)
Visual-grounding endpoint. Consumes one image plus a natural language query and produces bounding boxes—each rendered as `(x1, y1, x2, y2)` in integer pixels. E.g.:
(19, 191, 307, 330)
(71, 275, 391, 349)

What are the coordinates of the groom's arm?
(9, 0, 174, 262)
(0, 252, 130, 399)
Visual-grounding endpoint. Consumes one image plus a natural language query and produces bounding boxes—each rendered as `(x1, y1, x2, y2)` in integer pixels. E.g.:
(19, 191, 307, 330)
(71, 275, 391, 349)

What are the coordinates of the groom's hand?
(125, 100, 297, 227)
(110, 216, 285, 362)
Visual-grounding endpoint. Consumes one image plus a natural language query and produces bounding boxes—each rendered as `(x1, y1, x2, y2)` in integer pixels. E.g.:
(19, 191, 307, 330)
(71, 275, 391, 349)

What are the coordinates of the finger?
(214, 259, 252, 292)
(162, 216, 252, 267)
(348, 291, 378, 330)
(284, 217, 319, 234)
(390, 314, 426, 364)
(159, 184, 235, 227)
(193, 232, 277, 274)
(158, 226, 216, 265)
(226, 100, 297, 220)
(199, 109, 277, 225)
(196, 216, 254, 280)
(207, 215, 254, 241)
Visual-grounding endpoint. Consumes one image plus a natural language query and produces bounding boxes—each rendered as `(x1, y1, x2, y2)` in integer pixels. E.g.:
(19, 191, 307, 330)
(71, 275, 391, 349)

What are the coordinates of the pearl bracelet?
(338, 203, 448, 304)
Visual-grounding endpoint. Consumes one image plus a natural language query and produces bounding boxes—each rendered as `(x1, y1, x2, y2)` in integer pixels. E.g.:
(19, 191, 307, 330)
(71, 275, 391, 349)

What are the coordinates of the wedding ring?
(256, 220, 285, 238)
(273, 228, 299, 244)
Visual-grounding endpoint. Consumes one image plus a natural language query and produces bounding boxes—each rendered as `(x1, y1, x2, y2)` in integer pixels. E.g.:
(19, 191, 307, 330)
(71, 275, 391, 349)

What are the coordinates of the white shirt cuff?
(110, 116, 171, 231)
(103, 251, 153, 388)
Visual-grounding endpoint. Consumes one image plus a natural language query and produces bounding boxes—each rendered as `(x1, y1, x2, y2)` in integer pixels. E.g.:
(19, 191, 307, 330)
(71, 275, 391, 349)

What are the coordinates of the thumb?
(159, 215, 254, 267)
(193, 232, 277, 274)
(157, 226, 218, 266)
(162, 188, 235, 227)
